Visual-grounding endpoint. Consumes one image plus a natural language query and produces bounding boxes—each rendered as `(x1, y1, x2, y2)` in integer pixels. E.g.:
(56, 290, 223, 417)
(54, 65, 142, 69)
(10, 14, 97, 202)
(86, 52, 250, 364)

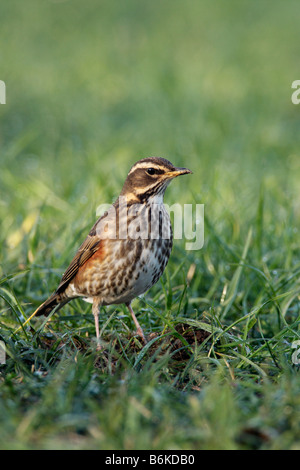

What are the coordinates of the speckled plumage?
(28, 157, 192, 345)
(65, 197, 172, 306)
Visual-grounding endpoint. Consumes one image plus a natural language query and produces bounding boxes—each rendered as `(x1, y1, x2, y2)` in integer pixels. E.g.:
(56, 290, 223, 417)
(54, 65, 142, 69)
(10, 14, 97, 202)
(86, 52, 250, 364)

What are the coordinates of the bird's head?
(121, 157, 192, 203)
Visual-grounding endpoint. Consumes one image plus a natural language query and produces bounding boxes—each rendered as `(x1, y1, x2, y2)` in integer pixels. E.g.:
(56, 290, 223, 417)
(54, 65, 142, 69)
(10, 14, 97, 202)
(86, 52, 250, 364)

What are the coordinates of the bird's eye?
(147, 168, 156, 175)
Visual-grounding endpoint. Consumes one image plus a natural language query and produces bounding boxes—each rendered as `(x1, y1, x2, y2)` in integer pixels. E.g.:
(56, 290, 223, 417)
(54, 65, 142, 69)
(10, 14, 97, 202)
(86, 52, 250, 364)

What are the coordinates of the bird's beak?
(165, 167, 193, 178)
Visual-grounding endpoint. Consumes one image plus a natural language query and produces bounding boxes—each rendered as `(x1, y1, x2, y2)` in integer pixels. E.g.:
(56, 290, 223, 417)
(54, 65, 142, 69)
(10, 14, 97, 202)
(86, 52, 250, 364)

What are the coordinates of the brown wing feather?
(55, 198, 117, 295)
(32, 220, 104, 319)
(56, 236, 101, 293)
(55, 216, 105, 294)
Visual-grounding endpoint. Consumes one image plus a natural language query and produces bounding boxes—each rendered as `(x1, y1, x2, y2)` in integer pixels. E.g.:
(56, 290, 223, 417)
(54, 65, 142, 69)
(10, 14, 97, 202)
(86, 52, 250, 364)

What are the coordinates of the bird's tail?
(34, 292, 64, 317)
(15, 292, 68, 332)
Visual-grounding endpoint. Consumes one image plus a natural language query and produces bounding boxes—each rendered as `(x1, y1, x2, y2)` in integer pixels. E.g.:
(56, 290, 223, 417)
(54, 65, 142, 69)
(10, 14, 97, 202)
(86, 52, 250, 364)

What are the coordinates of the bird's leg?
(126, 302, 146, 344)
(92, 298, 102, 350)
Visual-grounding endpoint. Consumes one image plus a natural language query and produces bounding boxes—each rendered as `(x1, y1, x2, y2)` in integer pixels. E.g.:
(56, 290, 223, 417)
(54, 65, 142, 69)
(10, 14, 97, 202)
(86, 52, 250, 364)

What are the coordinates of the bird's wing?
(56, 235, 101, 293)
(55, 210, 110, 294)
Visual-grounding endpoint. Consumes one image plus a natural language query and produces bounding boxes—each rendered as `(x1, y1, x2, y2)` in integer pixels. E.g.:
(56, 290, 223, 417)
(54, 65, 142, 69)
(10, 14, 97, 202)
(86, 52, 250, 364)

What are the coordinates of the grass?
(1, 0, 300, 450)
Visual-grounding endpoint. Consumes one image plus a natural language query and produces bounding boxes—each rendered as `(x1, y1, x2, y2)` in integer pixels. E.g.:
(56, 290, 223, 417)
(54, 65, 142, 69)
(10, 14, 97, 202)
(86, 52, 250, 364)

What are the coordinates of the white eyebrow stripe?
(128, 163, 163, 175)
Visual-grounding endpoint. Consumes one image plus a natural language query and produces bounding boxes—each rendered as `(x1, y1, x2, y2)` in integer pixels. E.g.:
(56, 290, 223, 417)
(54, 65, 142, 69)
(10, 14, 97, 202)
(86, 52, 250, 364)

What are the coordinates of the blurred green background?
(1, 0, 300, 296)
(1, 0, 300, 211)
(1, 0, 300, 450)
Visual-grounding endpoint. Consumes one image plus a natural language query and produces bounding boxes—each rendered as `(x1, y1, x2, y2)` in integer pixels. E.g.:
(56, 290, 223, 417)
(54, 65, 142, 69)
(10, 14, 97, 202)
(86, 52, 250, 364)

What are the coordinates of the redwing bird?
(21, 157, 192, 345)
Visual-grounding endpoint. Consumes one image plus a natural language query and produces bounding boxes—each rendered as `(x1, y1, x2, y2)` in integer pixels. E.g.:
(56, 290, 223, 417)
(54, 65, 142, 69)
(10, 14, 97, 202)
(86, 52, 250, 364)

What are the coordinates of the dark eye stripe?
(146, 168, 165, 175)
